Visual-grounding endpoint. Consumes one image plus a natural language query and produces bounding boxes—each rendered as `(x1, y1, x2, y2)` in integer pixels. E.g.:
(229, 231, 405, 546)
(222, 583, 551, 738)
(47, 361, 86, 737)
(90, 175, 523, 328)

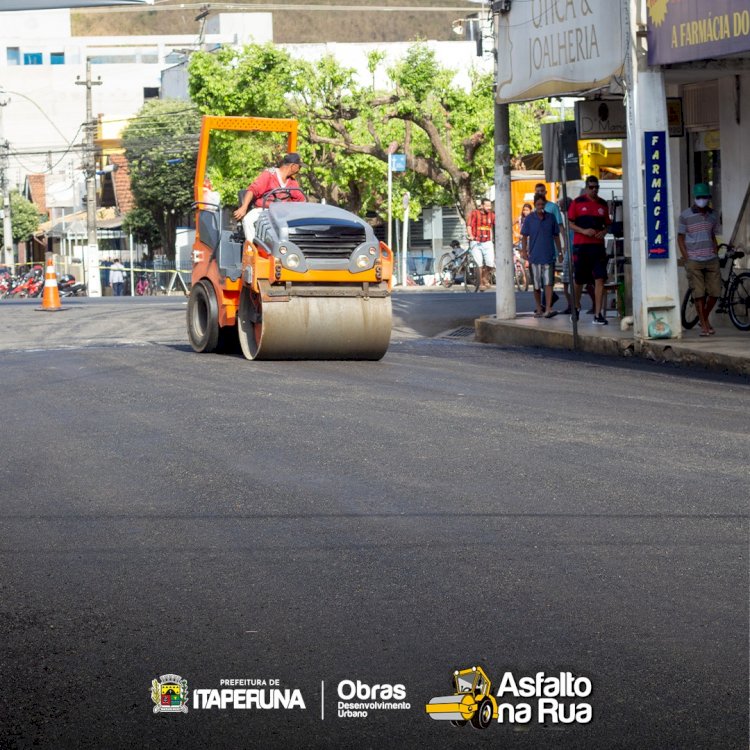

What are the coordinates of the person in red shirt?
(567, 176, 611, 325)
(233, 152, 306, 242)
(467, 198, 496, 291)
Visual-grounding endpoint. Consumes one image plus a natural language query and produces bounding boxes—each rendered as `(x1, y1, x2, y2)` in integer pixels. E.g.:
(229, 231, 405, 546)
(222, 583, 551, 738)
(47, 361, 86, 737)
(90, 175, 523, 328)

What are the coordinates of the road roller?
(187, 115, 393, 360)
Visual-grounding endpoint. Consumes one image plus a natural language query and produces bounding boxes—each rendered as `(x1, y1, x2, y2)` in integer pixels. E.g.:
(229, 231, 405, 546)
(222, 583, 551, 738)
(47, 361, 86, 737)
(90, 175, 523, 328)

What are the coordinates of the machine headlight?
(279, 245, 288, 254)
(287, 253, 301, 268)
(369, 246, 377, 255)
(355, 254, 370, 269)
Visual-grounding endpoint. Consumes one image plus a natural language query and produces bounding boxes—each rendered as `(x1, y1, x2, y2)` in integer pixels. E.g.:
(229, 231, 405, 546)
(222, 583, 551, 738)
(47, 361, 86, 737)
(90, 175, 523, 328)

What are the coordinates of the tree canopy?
(188, 42, 522, 221)
(121, 99, 201, 258)
(9, 191, 40, 244)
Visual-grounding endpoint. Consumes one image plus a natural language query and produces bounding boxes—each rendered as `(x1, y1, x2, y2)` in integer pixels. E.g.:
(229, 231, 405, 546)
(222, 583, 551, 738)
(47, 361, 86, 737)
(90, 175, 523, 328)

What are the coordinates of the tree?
(188, 43, 496, 220)
(121, 206, 160, 250)
(122, 100, 201, 259)
(509, 100, 553, 164)
(9, 190, 40, 243)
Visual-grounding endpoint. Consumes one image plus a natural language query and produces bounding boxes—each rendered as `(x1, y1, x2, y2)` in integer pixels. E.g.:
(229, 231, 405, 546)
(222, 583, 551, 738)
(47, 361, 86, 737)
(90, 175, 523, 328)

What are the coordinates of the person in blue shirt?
(521, 194, 563, 318)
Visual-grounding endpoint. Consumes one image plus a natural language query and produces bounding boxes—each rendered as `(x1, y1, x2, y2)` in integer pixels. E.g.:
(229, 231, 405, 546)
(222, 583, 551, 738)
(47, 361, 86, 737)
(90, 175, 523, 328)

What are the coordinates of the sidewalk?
(475, 310, 750, 376)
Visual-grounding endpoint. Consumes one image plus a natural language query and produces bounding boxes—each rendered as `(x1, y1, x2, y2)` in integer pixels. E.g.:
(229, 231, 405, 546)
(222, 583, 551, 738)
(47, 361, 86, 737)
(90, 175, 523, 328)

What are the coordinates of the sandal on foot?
(533, 311, 544, 318)
(544, 310, 558, 318)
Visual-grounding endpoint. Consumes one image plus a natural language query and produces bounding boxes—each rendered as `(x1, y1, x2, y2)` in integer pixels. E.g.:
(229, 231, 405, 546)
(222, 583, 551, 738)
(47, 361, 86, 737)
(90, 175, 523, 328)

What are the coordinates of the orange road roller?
(186, 115, 393, 360)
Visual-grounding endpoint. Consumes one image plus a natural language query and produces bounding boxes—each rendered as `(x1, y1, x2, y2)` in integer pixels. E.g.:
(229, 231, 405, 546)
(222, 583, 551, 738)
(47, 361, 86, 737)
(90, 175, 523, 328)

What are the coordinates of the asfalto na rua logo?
(151, 674, 189, 714)
(425, 665, 593, 729)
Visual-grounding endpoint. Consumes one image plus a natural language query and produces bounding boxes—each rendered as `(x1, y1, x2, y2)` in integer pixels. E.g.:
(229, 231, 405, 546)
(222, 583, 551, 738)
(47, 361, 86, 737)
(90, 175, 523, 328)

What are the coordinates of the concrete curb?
(475, 316, 750, 376)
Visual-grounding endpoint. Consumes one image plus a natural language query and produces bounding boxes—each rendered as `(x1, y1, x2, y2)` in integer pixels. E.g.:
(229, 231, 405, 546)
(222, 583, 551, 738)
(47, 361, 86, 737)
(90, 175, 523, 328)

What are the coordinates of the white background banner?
(497, 0, 625, 103)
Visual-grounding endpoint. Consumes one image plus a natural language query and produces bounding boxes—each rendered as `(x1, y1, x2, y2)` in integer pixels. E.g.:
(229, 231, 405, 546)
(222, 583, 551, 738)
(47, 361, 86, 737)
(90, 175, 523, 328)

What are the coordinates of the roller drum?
(238, 288, 391, 360)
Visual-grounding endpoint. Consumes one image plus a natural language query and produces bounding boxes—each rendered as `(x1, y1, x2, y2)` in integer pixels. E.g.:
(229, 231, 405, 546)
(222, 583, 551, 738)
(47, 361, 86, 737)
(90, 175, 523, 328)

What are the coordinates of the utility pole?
(76, 60, 102, 295)
(492, 1, 514, 319)
(0, 89, 13, 269)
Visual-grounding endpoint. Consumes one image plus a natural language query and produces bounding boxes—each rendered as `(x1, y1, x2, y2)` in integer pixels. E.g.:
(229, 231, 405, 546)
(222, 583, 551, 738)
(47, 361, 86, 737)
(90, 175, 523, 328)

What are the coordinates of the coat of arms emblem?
(151, 674, 189, 714)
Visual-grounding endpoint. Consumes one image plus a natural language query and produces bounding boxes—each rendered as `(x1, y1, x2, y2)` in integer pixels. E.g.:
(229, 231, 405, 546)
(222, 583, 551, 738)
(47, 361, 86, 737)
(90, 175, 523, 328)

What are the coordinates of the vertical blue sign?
(645, 131, 668, 259)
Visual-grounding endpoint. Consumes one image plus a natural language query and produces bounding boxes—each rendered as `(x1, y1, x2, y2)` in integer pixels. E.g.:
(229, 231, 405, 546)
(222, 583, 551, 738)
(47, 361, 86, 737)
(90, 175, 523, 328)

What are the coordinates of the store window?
(7, 47, 20, 65)
(690, 130, 721, 223)
(23, 52, 43, 65)
(51, 52, 65, 65)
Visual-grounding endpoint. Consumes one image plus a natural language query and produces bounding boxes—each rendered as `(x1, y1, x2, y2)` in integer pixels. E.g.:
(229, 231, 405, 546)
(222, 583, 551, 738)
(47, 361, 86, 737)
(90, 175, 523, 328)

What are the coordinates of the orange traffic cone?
(37, 253, 63, 312)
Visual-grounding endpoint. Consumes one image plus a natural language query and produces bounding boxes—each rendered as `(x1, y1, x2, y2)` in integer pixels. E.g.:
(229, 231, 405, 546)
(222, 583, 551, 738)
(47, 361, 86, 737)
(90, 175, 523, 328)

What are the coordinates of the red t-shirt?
(248, 169, 305, 208)
(468, 209, 495, 243)
(568, 194, 610, 245)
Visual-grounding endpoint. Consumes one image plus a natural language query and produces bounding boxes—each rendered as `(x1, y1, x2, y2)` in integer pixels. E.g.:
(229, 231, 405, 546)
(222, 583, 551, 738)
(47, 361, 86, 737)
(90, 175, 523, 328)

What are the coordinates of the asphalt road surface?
(0, 293, 747, 749)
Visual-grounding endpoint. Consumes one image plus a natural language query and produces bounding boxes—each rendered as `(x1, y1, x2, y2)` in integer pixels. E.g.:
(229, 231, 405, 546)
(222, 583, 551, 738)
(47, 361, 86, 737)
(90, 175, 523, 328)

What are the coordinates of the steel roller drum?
(237, 289, 392, 360)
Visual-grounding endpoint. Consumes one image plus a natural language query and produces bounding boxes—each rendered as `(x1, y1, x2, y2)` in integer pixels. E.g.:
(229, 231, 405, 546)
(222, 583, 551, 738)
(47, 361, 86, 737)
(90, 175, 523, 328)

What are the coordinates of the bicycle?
(680, 243, 750, 331)
(513, 245, 529, 292)
(437, 245, 480, 292)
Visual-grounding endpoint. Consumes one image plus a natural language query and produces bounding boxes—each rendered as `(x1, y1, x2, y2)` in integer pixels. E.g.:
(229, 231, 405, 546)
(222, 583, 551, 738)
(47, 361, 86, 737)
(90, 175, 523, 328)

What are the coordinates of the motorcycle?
(58, 274, 87, 297)
(8, 265, 44, 298)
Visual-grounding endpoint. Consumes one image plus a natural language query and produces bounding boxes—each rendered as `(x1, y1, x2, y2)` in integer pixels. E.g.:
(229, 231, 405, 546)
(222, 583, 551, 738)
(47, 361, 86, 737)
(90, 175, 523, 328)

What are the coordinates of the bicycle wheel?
(464, 260, 480, 292)
(680, 287, 699, 329)
(514, 261, 528, 292)
(728, 271, 750, 331)
(437, 253, 454, 287)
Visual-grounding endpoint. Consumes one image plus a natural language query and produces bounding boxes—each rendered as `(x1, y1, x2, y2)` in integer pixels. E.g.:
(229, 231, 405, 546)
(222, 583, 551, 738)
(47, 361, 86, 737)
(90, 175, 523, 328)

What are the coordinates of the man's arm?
(677, 233, 688, 260)
(553, 224, 562, 260)
(233, 188, 254, 220)
(467, 211, 476, 241)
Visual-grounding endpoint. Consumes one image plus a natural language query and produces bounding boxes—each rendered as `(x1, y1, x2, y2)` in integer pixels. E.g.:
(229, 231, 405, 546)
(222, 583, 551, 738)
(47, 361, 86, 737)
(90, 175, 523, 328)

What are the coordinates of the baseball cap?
(693, 182, 711, 198)
(282, 152, 303, 166)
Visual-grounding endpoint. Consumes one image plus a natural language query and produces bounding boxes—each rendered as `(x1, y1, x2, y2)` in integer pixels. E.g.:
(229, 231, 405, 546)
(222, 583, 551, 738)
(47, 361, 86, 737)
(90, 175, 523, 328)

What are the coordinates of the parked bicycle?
(135, 271, 165, 296)
(681, 243, 750, 331)
(437, 243, 480, 292)
(513, 245, 529, 292)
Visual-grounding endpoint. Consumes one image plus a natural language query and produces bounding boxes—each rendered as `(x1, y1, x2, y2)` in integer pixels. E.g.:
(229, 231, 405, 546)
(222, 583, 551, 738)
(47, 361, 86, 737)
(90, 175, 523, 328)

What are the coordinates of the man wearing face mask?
(677, 183, 720, 336)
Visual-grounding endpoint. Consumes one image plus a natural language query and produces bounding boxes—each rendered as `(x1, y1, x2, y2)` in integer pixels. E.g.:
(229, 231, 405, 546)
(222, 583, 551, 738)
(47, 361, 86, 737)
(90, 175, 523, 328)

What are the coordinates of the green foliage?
(9, 191, 40, 243)
(189, 44, 301, 119)
(188, 42, 541, 220)
(509, 100, 552, 158)
(122, 99, 201, 257)
(121, 206, 161, 249)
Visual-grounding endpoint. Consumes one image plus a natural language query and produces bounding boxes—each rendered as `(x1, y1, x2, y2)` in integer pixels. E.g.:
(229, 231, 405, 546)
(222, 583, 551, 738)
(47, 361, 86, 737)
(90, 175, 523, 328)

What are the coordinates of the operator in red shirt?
(567, 176, 611, 325)
(233, 152, 306, 242)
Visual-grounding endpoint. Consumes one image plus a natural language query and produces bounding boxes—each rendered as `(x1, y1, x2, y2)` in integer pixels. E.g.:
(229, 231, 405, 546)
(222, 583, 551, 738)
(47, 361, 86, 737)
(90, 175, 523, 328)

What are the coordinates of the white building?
(1, 9, 491, 182)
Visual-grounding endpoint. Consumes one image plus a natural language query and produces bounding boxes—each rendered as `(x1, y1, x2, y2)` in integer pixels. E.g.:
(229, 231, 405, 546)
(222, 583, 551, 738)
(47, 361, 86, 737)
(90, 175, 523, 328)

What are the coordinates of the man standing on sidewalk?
(467, 198, 495, 292)
(677, 183, 720, 336)
(567, 176, 611, 325)
(109, 258, 125, 297)
(521, 193, 562, 318)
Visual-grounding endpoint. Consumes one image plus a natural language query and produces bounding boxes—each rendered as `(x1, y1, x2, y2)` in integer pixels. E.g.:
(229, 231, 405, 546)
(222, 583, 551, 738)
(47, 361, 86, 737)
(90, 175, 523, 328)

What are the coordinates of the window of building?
(7, 48, 20, 65)
(23, 52, 43, 65)
(90, 54, 137, 64)
(143, 87, 159, 100)
(51, 52, 65, 65)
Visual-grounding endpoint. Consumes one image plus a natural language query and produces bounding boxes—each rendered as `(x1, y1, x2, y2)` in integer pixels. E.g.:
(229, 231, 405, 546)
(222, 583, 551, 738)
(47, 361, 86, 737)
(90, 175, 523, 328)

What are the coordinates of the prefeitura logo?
(151, 674, 189, 714)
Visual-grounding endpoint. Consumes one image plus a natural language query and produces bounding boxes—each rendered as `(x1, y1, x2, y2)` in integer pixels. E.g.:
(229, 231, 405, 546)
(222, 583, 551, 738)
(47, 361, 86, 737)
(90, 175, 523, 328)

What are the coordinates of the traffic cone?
(37, 253, 63, 312)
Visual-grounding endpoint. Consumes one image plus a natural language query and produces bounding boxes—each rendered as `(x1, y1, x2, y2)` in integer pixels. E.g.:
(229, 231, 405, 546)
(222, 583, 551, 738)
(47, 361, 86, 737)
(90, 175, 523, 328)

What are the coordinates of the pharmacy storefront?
(648, 0, 750, 269)
(496, 0, 750, 339)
